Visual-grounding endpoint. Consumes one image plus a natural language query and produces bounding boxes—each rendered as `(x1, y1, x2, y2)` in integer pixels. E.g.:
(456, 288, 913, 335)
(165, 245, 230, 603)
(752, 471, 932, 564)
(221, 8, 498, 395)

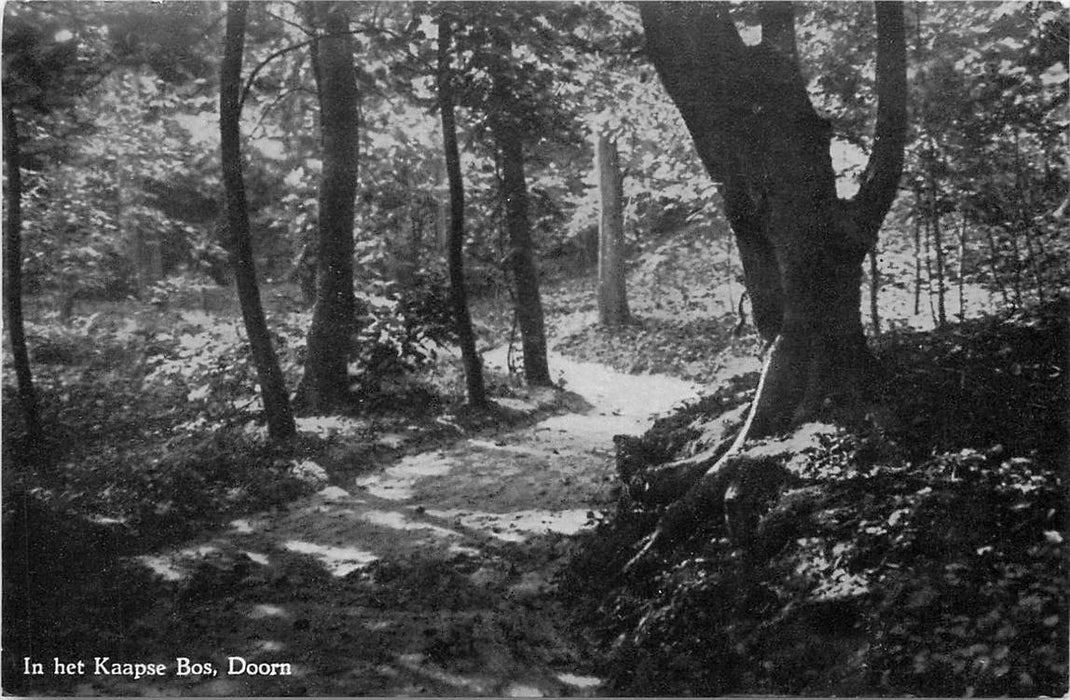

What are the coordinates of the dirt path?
(82, 351, 700, 697)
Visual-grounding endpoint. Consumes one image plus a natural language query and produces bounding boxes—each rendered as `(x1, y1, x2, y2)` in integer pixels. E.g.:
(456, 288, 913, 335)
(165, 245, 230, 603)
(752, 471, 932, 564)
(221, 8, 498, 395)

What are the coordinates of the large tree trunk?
(3, 104, 42, 445)
(489, 31, 551, 387)
(640, 1, 906, 438)
(626, 2, 906, 564)
(596, 131, 629, 326)
(220, 1, 296, 442)
(297, 1, 359, 412)
(437, 11, 488, 408)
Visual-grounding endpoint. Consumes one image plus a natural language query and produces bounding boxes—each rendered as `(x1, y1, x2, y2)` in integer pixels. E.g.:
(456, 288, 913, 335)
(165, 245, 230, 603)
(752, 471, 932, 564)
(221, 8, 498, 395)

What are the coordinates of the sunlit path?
(111, 345, 703, 696)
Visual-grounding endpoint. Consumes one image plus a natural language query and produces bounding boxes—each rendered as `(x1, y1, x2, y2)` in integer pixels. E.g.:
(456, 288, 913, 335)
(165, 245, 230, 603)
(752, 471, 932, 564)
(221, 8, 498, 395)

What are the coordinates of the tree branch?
(849, 1, 907, 241)
(759, 2, 797, 62)
(239, 38, 315, 111)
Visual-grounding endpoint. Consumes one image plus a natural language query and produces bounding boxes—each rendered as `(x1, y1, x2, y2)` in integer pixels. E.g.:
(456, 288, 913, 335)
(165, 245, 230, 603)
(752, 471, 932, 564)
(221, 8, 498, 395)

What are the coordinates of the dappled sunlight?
(746, 422, 840, 458)
(250, 640, 286, 654)
(360, 509, 463, 539)
(425, 507, 595, 542)
(282, 540, 378, 577)
(493, 397, 539, 412)
(243, 551, 269, 566)
(467, 439, 554, 457)
(396, 653, 491, 694)
(290, 459, 329, 486)
(486, 348, 700, 422)
(556, 672, 602, 690)
(539, 412, 647, 442)
(295, 415, 370, 438)
(791, 538, 870, 600)
(230, 518, 255, 534)
(135, 555, 186, 582)
(364, 619, 393, 631)
(317, 485, 351, 501)
(247, 604, 288, 619)
(354, 451, 454, 500)
(179, 544, 221, 557)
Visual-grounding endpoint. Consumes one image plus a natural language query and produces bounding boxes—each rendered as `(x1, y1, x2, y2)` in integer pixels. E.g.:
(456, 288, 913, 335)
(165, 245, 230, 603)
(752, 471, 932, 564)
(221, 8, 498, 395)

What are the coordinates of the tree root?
(623, 339, 788, 573)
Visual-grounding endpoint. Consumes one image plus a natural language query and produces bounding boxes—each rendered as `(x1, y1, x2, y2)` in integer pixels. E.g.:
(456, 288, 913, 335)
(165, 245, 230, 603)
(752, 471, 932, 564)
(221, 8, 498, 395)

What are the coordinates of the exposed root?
(623, 340, 786, 573)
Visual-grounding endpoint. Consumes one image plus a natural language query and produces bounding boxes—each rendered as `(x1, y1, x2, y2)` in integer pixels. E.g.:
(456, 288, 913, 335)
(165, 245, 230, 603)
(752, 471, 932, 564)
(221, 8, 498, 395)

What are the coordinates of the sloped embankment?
(562, 300, 1068, 697)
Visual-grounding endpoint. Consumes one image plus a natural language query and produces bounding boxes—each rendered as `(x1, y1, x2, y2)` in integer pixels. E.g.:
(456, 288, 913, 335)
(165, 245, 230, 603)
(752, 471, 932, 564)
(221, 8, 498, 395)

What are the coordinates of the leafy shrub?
(349, 271, 457, 399)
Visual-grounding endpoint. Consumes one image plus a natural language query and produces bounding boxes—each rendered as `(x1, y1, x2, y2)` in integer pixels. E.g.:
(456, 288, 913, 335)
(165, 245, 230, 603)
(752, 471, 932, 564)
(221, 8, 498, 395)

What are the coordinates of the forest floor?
(3, 328, 724, 696)
(3, 233, 1064, 696)
(105, 349, 708, 696)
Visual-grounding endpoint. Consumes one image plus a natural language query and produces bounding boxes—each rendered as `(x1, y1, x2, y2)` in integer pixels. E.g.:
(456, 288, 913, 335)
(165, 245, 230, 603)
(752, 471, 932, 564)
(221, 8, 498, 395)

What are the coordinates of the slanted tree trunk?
(628, 1, 906, 563)
(297, 1, 359, 412)
(437, 11, 487, 408)
(488, 30, 551, 386)
(3, 104, 41, 445)
(596, 131, 629, 326)
(220, 1, 296, 442)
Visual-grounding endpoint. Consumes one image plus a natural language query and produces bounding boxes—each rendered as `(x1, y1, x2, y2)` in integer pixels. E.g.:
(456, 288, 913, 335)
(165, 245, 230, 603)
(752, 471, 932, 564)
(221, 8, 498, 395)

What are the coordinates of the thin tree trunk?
(931, 188, 946, 327)
(923, 202, 937, 324)
(3, 105, 42, 444)
(725, 232, 736, 314)
(489, 31, 551, 386)
(122, 69, 164, 296)
(868, 244, 880, 336)
(957, 209, 967, 320)
(913, 188, 922, 316)
(220, 1, 296, 442)
(1012, 132, 1047, 304)
(1006, 221, 1024, 309)
(983, 224, 1010, 306)
(595, 131, 629, 326)
(298, 1, 359, 411)
(437, 11, 487, 408)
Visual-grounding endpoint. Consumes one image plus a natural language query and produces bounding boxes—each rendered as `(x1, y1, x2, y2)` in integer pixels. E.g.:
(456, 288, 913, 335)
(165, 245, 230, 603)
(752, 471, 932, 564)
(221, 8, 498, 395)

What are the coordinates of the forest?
(2, 0, 1067, 696)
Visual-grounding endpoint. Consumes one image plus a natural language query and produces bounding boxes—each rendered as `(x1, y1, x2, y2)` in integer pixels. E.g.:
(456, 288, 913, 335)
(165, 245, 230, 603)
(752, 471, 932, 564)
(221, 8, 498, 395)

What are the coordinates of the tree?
(437, 10, 487, 408)
(220, 0, 296, 442)
(3, 102, 41, 445)
(486, 27, 552, 386)
(297, 1, 359, 412)
(595, 129, 629, 326)
(640, 1, 906, 438)
(626, 1, 907, 564)
(2, 3, 103, 445)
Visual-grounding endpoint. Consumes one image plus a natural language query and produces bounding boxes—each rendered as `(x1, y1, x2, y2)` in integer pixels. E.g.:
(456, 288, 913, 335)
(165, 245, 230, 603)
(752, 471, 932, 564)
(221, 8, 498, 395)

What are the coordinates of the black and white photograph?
(2, 0, 1068, 696)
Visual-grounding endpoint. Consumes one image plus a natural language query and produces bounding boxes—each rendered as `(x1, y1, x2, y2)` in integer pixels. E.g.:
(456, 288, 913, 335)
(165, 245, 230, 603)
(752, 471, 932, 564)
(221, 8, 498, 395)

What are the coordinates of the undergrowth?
(562, 299, 1068, 697)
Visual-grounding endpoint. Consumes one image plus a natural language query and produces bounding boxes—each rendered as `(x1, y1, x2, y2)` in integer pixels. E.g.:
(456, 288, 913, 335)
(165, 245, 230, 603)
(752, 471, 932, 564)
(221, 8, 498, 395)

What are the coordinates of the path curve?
(94, 351, 699, 697)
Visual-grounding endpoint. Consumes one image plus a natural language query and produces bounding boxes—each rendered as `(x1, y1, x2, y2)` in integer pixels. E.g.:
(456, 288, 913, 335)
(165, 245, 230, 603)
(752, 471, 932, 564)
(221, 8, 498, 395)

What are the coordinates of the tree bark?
(3, 104, 42, 444)
(437, 12, 488, 408)
(626, 2, 907, 561)
(913, 189, 922, 315)
(297, 1, 359, 412)
(927, 144, 946, 327)
(220, 1, 296, 442)
(489, 30, 551, 386)
(640, 1, 906, 438)
(869, 244, 881, 336)
(596, 131, 629, 326)
(957, 210, 967, 320)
